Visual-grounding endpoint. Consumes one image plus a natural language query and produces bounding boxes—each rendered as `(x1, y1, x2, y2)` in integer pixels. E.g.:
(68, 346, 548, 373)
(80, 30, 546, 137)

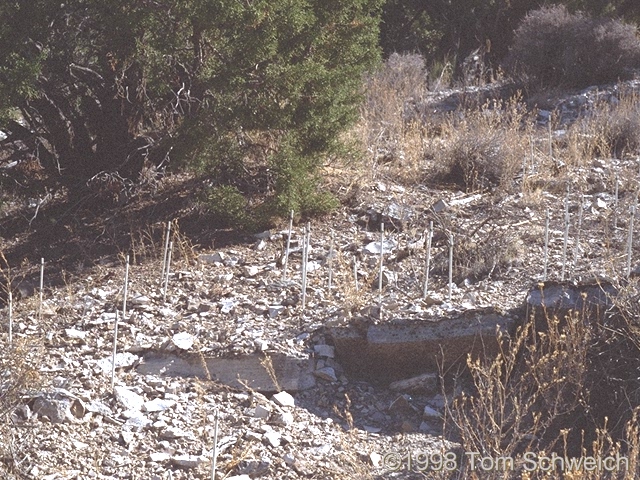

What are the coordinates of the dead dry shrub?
(567, 94, 640, 161)
(356, 53, 429, 177)
(427, 98, 531, 193)
(430, 226, 523, 284)
(506, 5, 640, 89)
(446, 280, 640, 479)
(0, 340, 44, 478)
(447, 313, 589, 479)
(363, 53, 428, 128)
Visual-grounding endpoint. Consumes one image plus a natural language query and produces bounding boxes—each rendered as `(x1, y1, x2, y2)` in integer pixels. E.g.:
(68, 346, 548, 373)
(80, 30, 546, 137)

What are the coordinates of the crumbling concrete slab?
(327, 310, 515, 383)
(137, 352, 316, 392)
(525, 280, 618, 327)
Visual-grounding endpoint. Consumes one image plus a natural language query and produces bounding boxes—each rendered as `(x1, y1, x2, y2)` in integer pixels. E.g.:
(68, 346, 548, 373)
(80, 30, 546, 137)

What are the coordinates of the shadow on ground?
(0, 174, 251, 302)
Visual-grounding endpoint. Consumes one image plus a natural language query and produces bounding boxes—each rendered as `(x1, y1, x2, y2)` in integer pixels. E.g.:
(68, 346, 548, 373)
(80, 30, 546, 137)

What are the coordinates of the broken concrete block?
(526, 280, 617, 328)
(328, 310, 515, 382)
(137, 352, 315, 392)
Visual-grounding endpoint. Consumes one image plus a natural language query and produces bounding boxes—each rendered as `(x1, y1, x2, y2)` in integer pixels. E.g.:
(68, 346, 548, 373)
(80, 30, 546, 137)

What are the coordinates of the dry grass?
(566, 93, 640, 162)
(440, 280, 640, 479)
(352, 53, 430, 186)
(342, 55, 640, 476)
(425, 97, 533, 193)
(446, 313, 588, 478)
(353, 54, 534, 193)
(0, 339, 45, 478)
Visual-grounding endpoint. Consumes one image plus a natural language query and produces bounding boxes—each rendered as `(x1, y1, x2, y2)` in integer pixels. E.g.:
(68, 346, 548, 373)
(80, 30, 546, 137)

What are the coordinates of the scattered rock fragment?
(389, 372, 437, 393)
(149, 452, 171, 462)
(65, 328, 87, 339)
(97, 352, 140, 374)
(172, 454, 206, 468)
(32, 392, 85, 423)
(253, 404, 271, 419)
(313, 344, 335, 358)
(113, 386, 145, 412)
(272, 391, 295, 408)
(423, 405, 441, 419)
(199, 252, 225, 264)
(161, 426, 189, 439)
(274, 411, 294, 426)
(243, 265, 261, 277)
(171, 331, 196, 350)
(268, 305, 285, 318)
(142, 398, 176, 412)
(431, 199, 448, 213)
(263, 430, 282, 448)
(314, 366, 338, 382)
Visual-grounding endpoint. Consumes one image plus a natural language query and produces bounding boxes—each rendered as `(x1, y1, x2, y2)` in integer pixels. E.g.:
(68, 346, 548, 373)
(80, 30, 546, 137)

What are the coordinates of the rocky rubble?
(2, 81, 639, 479)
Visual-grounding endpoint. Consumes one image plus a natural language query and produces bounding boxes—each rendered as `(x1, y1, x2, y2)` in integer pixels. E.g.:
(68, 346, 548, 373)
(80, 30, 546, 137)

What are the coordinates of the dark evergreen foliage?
(0, 0, 381, 219)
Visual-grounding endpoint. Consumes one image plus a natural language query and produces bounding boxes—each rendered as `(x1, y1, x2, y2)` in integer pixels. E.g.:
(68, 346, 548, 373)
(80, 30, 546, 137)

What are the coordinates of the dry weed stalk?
(161, 221, 172, 282)
(567, 93, 640, 164)
(260, 354, 282, 393)
(0, 252, 13, 346)
(447, 309, 592, 479)
(332, 250, 368, 317)
(427, 96, 532, 193)
(354, 53, 429, 184)
(128, 223, 162, 264)
(0, 338, 44, 477)
(171, 221, 197, 265)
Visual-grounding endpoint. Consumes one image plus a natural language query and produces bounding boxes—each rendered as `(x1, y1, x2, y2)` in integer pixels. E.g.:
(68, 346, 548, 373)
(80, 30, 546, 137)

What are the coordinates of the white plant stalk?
(353, 257, 359, 292)
(111, 309, 119, 390)
(561, 191, 570, 281)
(543, 209, 550, 281)
(8, 288, 12, 347)
(627, 202, 636, 278)
(328, 231, 334, 290)
(38, 257, 44, 322)
(572, 198, 584, 278)
(111, 255, 130, 390)
(379, 223, 384, 311)
(161, 221, 171, 283)
(301, 224, 310, 310)
(614, 172, 619, 230)
(422, 221, 433, 298)
(122, 255, 130, 321)
(548, 118, 553, 159)
(448, 233, 454, 303)
(211, 408, 219, 480)
(163, 241, 173, 303)
(282, 210, 294, 281)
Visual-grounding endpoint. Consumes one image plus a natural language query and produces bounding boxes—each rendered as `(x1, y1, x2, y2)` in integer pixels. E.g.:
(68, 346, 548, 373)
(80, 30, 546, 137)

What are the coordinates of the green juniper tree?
(0, 0, 381, 221)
